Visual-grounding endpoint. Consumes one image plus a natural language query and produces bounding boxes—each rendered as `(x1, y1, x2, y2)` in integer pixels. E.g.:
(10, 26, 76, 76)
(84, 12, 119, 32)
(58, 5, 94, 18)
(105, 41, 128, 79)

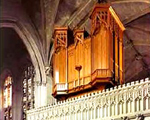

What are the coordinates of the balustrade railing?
(27, 78, 150, 120)
(53, 83, 68, 93)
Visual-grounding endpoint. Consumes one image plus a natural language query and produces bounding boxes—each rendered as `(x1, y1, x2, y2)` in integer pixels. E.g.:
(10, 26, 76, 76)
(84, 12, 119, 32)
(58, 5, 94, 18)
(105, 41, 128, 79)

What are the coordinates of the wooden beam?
(109, 6, 125, 31)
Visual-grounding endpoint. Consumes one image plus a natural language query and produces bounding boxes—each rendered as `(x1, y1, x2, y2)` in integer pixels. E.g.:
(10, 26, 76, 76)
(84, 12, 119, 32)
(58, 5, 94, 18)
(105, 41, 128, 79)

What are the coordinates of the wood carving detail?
(54, 28, 68, 53)
(52, 4, 125, 98)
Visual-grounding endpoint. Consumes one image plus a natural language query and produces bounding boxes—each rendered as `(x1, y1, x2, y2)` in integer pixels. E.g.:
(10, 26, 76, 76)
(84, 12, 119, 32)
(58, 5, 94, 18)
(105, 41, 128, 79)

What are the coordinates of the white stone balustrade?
(27, 78, 150, 120)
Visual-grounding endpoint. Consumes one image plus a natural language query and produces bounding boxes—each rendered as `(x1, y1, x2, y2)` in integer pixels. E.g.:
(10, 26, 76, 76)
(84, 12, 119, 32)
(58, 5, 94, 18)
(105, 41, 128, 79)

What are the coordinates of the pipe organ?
(53, 4, 125, 99)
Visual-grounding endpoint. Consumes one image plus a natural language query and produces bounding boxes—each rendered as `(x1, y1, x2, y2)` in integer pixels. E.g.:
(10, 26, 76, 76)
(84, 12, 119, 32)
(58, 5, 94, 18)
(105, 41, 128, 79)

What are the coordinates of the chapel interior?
(0, 0, 150, 120)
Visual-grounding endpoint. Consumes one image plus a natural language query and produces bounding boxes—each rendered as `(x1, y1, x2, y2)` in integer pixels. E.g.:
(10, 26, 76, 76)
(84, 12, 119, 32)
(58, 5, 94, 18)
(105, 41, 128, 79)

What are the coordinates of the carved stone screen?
(22, 66, 35, 120)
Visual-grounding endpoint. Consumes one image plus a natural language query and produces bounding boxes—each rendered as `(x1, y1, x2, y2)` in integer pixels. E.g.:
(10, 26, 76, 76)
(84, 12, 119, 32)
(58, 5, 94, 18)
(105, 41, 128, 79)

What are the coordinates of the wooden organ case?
(53, 4, 125, 99)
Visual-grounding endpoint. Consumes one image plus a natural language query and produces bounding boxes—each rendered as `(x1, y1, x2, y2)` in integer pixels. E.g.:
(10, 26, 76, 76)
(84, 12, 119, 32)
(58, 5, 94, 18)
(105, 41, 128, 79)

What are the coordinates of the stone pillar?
(34, 81, 47, 107)
(34, 67, 55, 108)
(46, 75, 55, 104)
(45, 66, 56, 104)
(12, 74, 24, 120)
(34, 81, 41, 108)
(40, 82, 47, 106)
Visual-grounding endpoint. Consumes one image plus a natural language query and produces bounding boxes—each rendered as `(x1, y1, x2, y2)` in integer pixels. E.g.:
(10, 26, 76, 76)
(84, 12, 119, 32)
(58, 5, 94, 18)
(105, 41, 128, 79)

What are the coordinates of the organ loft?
(52, 3, 125, 99)
(1, 0, 150, 119)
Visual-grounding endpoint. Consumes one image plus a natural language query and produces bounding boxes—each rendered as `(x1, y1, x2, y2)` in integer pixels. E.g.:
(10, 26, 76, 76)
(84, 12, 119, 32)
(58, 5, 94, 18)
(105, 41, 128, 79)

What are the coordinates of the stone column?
(40, 82, 47, 106)
(46, 75, 55, 104)
(34, 81, 47, 107)
(34, 81, 41, 108)
(45, 66, 56, 104)
(34, 65, 56, 107)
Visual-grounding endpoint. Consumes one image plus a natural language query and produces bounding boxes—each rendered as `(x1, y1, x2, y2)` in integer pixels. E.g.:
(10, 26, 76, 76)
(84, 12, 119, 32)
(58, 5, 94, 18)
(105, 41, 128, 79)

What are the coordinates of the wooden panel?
(52, 4, 125, 98)
(53, 48, 67, 83)
(92, 23, 110, 73)
(75, 42, 83, 80)
(68, 81, 73, 90)
(91, 35, 97, 72)
(119, 33, 124, 84)
(53, 53, 59, 84)
(59, 48, 66, 83)
(74, 30, 84, 84)
(84, 76, 91, 85)
(83, 38, 91, 79)
(53, 27, 68, 85)
(68, 46, 75, 83)
(109, 31, 113, 73)
(115, 35, 119, 79)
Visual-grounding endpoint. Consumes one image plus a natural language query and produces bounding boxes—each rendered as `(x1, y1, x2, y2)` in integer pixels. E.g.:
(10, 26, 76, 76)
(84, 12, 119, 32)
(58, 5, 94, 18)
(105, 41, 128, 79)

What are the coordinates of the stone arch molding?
(0, 19, 46, 85)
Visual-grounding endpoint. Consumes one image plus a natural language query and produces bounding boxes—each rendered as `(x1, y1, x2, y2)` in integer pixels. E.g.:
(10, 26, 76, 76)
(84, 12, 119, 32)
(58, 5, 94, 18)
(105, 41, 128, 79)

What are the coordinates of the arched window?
(3, 75, 12, 120)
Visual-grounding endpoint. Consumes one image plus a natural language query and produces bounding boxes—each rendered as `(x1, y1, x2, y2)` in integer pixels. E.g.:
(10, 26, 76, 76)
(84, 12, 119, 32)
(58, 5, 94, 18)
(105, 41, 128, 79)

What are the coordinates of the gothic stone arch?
(0, 20, 46, 84)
